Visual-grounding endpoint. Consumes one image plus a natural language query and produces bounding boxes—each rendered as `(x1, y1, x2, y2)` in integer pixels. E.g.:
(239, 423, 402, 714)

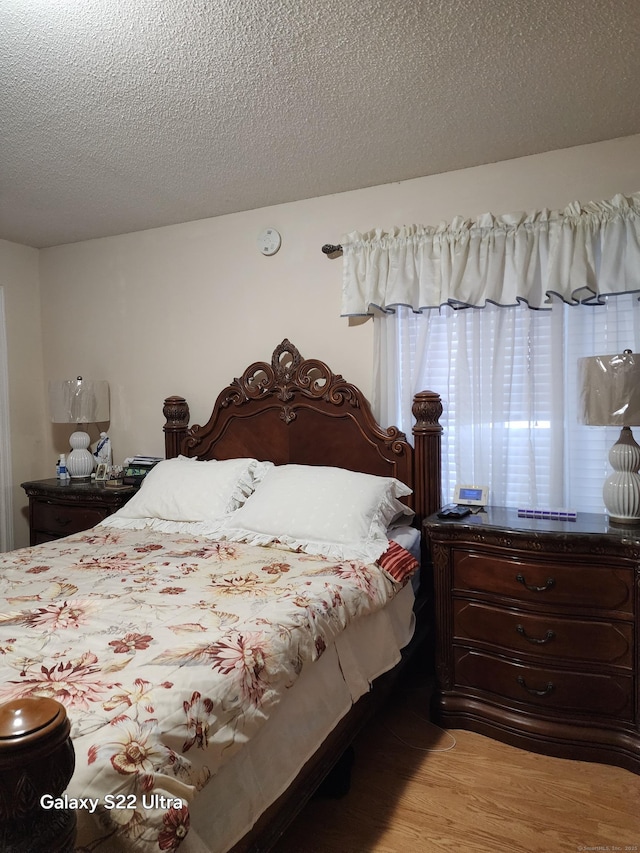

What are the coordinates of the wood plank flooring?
(273, 684, 640, 853)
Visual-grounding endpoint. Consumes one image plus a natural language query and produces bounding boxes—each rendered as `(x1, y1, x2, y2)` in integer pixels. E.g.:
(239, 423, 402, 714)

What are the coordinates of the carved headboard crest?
(220, 338, 361, 423)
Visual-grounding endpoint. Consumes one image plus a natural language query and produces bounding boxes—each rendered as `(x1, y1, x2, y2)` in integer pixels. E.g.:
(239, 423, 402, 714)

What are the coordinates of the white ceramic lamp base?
(603, 427, 640, 525)
(67, 430, 94, 480)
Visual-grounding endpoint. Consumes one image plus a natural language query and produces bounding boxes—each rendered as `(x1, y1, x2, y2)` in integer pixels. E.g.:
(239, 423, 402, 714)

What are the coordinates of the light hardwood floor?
(273, 684, 640, 853)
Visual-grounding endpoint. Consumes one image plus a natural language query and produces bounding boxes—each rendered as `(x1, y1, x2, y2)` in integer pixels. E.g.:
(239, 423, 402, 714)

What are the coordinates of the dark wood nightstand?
(21, 479, 138, 545)
(425, 507, 640, 774)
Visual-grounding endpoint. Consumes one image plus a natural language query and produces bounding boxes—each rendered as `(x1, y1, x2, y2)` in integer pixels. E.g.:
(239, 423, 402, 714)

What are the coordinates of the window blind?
(387, 293, 640, 513)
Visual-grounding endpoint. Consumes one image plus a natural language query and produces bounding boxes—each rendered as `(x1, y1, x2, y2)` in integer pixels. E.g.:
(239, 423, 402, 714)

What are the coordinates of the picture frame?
(95, 463, 108, 481)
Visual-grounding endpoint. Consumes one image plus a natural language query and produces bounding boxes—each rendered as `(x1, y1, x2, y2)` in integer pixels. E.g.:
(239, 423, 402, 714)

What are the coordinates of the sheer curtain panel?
(377, 297, 640, 512)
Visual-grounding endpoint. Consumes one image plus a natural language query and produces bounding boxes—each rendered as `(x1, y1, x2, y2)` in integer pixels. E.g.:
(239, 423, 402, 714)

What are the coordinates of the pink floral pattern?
(109, 633, 154, 654)
(1, 651, 114, 710)
(158, 805, 190, 850)
(0, 526, 400, 850)
(182, 691, 215, 752)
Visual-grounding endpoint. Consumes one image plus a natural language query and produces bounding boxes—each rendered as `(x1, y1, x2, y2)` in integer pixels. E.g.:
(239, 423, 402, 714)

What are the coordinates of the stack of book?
(123, 456, 163, 485)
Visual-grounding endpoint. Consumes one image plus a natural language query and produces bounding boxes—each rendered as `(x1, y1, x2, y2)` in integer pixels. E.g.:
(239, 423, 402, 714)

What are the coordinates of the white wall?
(21, 133, 640, 542)
(0, 239, 46, 546)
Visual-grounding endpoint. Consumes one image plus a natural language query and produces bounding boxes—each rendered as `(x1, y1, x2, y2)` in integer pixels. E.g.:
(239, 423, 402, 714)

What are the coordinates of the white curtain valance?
(341, 191, 640, 315)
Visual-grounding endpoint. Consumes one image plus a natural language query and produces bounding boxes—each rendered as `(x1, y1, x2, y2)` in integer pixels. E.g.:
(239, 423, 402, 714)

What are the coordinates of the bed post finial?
(412, 390, 443, 519)
(163, 396, 190, 459)
(0, 697, 76, 851)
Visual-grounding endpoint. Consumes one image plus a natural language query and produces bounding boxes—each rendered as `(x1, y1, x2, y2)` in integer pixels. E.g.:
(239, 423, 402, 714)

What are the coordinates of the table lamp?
(48, 377, 110, 479)
(578, 350, 640, 525)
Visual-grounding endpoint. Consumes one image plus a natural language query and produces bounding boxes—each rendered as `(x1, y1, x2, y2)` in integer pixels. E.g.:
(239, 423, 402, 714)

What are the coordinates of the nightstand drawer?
(454, 648, 634, 720)
(453, 550, 633, 613)
(32, 501, 106, 536)
(453, 600, 634, 667)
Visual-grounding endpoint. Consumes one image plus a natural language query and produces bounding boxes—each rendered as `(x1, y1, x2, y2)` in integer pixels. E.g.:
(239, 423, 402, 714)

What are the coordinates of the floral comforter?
(0, 526, 405, 851)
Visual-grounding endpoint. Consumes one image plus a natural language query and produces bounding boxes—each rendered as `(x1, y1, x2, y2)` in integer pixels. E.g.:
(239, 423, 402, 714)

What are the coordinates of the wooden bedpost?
(412, 390, 443, 520)
(0, 697, 76, 852)
(163, 396, 190, 459)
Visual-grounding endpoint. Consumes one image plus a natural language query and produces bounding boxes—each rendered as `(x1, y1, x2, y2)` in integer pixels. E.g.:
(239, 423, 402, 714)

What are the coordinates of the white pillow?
(105, 457, 273, 527)
(222, 464, 413, 562)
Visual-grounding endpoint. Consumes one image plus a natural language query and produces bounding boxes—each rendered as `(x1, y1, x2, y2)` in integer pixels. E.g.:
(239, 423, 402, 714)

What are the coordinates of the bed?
(0, 340, 442, 853)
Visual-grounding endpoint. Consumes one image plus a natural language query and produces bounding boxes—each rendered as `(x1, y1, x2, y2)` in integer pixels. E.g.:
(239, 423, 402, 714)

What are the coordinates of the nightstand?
(21, 479, 138, 545)
(425, 507, 640, 774)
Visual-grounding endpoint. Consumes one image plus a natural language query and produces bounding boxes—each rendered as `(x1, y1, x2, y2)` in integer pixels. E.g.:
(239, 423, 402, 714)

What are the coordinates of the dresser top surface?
(425, 506, 640, 542)
(21, 478, 137, 497)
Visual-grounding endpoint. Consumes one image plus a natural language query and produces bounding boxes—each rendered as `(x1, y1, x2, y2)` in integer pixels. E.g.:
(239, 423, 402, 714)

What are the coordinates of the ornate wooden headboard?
(163, 340, 442, 522)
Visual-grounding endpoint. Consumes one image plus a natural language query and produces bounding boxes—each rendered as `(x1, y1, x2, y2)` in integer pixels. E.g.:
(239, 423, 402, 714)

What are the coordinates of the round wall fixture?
(257, 228, 281, 256)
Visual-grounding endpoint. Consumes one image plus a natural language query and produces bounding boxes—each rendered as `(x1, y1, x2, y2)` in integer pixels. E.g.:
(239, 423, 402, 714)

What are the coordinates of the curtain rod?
(321, 243, 342, 258)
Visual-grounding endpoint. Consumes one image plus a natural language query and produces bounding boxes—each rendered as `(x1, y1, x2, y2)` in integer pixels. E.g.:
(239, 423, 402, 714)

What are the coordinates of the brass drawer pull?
(516, 625, 555, 645)
(517, 675, 554, 697)
(516, 573, 555, 593)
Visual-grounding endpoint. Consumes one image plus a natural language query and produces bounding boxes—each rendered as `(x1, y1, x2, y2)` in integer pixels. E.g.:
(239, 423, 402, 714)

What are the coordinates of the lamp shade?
(578, 351, 640, 427)
(49, 378, 110, 424)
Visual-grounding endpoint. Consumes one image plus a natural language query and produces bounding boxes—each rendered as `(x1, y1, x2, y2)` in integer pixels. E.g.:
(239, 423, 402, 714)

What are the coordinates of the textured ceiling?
(2, 0, 640, 248)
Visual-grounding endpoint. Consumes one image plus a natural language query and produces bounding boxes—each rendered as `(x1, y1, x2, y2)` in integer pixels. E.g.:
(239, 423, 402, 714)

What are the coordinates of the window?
(377, 294, 640, 512)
